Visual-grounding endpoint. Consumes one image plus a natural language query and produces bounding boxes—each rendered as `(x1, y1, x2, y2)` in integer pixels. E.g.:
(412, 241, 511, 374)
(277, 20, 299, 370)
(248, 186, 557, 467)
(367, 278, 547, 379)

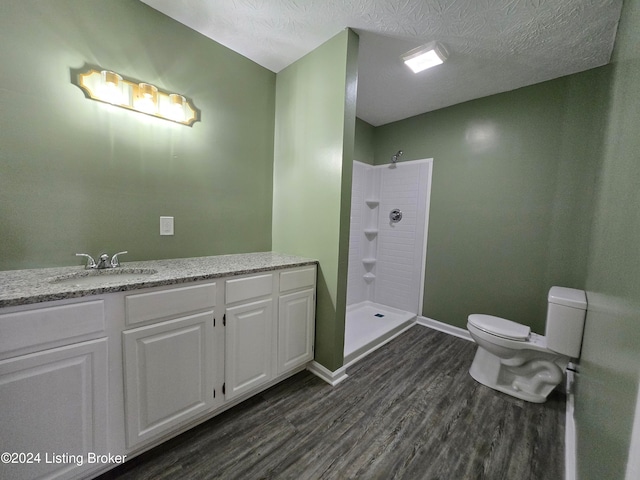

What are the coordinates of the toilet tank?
(545, 287, 587, 358)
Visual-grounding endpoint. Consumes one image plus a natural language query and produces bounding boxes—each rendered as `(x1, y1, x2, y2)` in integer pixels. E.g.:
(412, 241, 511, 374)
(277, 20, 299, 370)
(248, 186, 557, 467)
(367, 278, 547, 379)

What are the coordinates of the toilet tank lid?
(468, 314, 531, 341)
(548, 287, 587, 309)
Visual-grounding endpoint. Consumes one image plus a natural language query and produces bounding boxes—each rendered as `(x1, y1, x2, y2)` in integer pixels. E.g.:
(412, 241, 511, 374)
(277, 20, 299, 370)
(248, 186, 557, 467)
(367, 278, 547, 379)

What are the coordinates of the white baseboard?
(307, 361, 348, 386)
(565, 368, 577, 480)
(418, 316, 473, 341)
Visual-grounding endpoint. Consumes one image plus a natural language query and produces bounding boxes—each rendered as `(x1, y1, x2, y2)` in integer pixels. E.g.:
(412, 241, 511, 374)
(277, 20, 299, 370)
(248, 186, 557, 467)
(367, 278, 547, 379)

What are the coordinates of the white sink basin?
(50, 268, 158, 287)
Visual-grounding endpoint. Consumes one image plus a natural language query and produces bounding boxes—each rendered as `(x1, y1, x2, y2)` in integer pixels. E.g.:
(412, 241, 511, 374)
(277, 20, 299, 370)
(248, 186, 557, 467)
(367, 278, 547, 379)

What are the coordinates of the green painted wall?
(272, 29, 358, 371)
(576, 0, 640, 477)
(354, 117, 375, 165)
(0, 0, 275, 271)
(372, 70, 609, 334)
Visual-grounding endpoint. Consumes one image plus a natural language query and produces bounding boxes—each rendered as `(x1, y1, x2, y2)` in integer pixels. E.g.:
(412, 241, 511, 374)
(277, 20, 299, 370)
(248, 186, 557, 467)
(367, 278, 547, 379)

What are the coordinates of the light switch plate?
(160, 216, 174, 235)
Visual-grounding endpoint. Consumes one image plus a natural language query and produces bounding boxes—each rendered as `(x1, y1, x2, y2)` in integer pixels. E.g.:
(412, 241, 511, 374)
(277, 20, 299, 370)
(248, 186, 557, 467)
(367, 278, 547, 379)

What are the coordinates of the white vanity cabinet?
(224, 274, 276, 400)
(0, 300, 108, 480)
(278, 267, 316, 374)
(122, 282, 221, 449)
(121, 266, 316, 449)
(223, 266, 316, 399)
(0, 258, 317, 479)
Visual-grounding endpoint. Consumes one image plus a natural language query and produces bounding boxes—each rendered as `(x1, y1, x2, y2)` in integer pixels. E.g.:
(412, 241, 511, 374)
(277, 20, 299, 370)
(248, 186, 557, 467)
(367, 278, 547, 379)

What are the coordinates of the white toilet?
(467, 286, 587, 403)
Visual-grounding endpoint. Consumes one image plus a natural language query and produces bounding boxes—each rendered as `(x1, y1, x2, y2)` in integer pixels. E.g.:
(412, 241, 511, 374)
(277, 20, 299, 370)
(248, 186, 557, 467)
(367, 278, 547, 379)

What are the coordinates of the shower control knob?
(390, 209, 403, 223)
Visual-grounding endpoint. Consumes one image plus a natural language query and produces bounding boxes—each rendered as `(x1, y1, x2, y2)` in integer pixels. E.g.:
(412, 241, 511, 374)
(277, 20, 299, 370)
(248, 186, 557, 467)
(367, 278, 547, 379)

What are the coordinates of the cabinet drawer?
(0, 300, 105, 357)
(279, 267, 316, 293)
(225, 274, 273, 304)
(126, 282, 216, 325)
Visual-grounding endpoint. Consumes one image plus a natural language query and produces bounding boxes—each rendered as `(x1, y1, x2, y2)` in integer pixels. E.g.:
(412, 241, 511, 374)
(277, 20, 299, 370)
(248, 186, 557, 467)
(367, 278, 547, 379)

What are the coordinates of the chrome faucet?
(76, 251, 128, 269)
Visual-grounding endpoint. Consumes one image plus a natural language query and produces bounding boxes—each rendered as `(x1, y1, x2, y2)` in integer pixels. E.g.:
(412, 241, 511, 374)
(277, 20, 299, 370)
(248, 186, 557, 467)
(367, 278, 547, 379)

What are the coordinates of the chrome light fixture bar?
(74, 67, 200, 126)
(402, 42, 448, 74)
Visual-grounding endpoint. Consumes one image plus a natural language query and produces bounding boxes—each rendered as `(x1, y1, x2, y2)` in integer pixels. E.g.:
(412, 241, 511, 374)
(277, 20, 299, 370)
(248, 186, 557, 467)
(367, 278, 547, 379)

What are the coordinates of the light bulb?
(167, 94, 186, 122)
(98, 70, 123, 104)
(135, 83, 158, 114)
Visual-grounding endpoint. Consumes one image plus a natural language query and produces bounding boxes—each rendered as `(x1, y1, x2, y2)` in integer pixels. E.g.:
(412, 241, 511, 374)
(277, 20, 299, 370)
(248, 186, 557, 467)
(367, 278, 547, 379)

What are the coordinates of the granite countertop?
(0, 252, 317, 308)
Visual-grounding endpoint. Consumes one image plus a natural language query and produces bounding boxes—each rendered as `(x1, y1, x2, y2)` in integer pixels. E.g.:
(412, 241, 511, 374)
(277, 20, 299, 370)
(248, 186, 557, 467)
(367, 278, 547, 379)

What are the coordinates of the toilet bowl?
(467, 287, 587, 403)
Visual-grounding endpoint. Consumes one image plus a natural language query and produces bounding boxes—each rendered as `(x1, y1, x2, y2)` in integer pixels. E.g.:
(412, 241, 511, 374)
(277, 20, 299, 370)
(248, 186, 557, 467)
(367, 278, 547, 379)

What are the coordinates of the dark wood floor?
(97, 326, 565, 480)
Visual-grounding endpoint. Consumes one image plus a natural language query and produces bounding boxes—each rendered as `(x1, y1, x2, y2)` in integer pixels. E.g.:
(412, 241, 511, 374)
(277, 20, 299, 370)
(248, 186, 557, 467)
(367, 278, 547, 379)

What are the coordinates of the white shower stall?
(344, 158, 433, 364)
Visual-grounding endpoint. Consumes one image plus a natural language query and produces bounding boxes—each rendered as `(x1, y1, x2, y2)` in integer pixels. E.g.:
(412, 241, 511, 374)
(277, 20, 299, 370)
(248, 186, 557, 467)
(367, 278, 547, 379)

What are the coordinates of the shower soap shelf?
(364, 228, 378, 236)
(363, 272, 376, 283)
(362, 258, 376, 266)
(365, 199, 379, 207)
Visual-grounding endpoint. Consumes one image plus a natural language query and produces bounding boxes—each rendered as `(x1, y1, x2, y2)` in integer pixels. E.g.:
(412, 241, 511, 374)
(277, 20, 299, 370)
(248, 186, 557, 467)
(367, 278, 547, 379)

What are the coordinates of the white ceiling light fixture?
(402, 42, 448, 74)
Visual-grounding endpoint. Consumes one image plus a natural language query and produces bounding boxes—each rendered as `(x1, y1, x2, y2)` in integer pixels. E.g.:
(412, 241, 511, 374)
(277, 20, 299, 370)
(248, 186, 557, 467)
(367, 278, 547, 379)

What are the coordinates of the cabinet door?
(123, 311, 216, 448)
(278, 289, 315, 374)
(0, 338, 108, 480)
(225, 299, 274, 400)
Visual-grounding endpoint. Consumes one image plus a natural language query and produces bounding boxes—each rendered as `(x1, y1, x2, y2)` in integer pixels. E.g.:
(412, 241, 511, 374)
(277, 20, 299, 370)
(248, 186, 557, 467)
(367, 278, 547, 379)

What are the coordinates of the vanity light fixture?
(74, 67, 200, 126)
(402, 42, 448, 74)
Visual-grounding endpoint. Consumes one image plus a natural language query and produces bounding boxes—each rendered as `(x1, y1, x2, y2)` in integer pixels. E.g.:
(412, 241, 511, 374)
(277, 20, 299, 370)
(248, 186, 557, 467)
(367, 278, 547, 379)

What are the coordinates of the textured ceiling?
(141, 0, 622, 126)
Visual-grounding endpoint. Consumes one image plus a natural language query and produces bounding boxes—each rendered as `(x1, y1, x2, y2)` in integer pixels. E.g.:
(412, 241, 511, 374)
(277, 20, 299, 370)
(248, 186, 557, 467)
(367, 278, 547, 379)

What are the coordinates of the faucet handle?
(111, 251, 128, 267)
(76, 253, 96, 269)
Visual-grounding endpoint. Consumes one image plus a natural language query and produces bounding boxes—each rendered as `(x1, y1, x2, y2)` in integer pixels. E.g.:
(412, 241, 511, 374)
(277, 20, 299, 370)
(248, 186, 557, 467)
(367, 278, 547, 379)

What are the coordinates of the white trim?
(307, 361, 348, 386)
(565, 368, 577, 480)
(418, 316, 473, 341)
(417, 159, 433, 315)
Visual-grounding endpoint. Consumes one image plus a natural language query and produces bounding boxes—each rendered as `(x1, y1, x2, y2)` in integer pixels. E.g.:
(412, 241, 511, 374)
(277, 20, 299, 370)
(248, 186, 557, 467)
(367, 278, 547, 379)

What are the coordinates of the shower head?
(391, 150, 403, 163)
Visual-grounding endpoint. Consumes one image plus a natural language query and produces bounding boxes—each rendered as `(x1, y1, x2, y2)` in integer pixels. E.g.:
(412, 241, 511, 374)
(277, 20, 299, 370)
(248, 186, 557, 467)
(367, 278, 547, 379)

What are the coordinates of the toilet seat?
(467, 314, 530, 341)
